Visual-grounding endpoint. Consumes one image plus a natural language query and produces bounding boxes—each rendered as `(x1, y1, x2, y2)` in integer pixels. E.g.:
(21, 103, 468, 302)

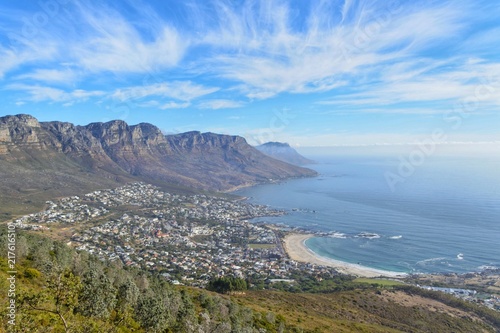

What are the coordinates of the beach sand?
(283, 233, 407, 278)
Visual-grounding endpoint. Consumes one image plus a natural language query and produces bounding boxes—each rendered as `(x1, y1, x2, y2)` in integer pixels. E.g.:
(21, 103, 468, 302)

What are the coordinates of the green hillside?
(1, 228, 499, 332)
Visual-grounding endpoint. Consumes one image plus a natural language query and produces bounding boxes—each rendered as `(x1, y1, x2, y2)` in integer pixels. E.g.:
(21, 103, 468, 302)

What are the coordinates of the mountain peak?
(86, 119, 129, 130)
(0, 114, 41, 128)
(256, 141, 314, 166)
(260, 142, 291, 148)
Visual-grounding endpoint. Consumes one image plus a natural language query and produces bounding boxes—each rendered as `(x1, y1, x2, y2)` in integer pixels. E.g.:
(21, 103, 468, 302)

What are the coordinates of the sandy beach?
(283, 233, 407, 278)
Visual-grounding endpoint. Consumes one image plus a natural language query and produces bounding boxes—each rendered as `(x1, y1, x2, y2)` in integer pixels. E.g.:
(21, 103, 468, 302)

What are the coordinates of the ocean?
(234, 145, 500, 274)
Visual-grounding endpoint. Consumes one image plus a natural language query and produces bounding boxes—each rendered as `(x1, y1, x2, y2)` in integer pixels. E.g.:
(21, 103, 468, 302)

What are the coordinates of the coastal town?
(11, 182, 338, 287)
(10, 182, 500, 310)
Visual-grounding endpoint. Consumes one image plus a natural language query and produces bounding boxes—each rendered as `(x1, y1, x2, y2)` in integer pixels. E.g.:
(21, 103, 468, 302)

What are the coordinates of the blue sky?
(1, 0, 499, 146)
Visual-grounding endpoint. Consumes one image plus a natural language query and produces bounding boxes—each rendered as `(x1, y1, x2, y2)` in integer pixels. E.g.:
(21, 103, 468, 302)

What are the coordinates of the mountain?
(0, 114, 316, 219)
(256, 142, 314, 166)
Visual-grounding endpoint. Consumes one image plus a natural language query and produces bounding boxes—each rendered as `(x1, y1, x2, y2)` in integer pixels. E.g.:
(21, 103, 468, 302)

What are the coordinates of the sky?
(1, 0, 500, 147)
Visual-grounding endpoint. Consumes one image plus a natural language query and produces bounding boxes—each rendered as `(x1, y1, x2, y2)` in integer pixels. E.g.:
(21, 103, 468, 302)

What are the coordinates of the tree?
(174, 290, 197, 332)
(52, 241, 73, 269)
(135, 294, 169, 332)
(19, 268, 82, 333)
(16, 235, 29, 259)
(207, 277, 247, 294)
(77, 270, 116, 319)
(116, 278, 139, 311)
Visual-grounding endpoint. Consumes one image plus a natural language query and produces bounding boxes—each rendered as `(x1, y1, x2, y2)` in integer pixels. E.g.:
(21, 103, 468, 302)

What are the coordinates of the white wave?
(456, 253, 464, 260)
(389, 235, 403, 239)
(478, 265, 499, 271)
(355, 232, 381, 239)
(416, 257, 447, 265)
(329, 232, 347, 239)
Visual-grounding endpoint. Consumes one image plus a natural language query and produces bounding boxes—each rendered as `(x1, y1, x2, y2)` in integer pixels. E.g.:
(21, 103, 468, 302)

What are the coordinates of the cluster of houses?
(419, 285, 500, 310)
(12, 197, 108, 227)
(11, 182, 339, 287)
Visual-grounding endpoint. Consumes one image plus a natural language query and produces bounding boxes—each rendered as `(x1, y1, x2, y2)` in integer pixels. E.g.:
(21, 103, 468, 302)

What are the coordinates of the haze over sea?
(235, 145, 500, 274)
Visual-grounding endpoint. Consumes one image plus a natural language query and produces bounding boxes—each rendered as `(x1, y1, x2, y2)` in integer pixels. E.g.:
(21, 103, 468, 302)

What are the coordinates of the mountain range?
(0, 114, 316, 219)
(256, 141, 314, 166)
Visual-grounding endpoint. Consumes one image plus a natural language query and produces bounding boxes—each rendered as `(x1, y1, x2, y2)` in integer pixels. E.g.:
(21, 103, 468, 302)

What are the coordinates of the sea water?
(234, 145, 500, 274)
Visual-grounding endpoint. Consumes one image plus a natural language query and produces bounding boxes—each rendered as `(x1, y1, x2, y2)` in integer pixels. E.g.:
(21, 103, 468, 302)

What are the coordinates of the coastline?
(283, 233, 407, 278)
(225, 172, 319, 194)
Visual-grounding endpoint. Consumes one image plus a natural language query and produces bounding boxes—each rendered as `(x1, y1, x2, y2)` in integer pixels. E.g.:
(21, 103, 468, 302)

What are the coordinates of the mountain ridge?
(0, 114, 316, 218)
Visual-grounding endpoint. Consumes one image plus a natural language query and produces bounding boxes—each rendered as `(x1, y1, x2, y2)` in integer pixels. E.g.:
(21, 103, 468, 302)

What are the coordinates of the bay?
(234, 145, 500, 274)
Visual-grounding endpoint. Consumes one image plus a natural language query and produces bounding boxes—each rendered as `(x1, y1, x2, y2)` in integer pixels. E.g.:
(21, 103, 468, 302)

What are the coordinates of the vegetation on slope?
(234, 290, 498, 333)
(1, 227, 498, 332)
(0, 228, 283, 332)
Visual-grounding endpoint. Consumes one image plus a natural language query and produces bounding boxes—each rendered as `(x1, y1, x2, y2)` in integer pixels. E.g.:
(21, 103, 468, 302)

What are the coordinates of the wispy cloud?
(198, 99, 244, 110)
(64, 2, 189, 74)
(73, 19, 187, 73)
(111, 81, 218, 102)
(318, 60, 500, 111)
(0, 43, 59, 79)
(14, 68, 78, 85)
(7, 84, 104, 103)
(0, 1, 188, 80)
(0, 0, 484, 103)
(195, 0, 467, 99)
(160, 101, 191, 110)
(6, 80, 219, 108)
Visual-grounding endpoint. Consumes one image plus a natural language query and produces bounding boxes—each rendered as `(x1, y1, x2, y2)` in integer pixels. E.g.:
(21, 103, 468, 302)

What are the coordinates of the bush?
(24, 267, 41, 279)
(206, 277, 248, 294)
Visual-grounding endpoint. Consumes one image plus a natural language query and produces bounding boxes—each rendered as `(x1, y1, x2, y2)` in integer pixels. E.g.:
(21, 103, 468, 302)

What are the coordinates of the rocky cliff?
(0, 114, 317, 218)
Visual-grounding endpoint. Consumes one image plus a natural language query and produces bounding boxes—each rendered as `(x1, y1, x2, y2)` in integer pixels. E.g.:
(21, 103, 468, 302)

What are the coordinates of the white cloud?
(75, 25, 187, 74)
(191, 1, 468, 99)
(6, 79, 220, 108)
(69, 3, 189, 74)
(0, 43, 58, 79)
(6, 84, 104, 103)
(111, 81, 218, 102)
(1, 0, 499, 118)
(318, 60, 500, 112)
(341, 0, 354, 23)
(15, 68, 78, 84)
(0, 1, 188, 81)
(197, 99, 244, 109)
(0, 48, 23, 79)
(160, 101, 191, 109)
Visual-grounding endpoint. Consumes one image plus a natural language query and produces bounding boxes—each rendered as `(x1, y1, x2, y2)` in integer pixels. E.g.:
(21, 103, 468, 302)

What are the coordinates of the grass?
(231, 289, 497, 333)
(354, 278, 405, 287)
